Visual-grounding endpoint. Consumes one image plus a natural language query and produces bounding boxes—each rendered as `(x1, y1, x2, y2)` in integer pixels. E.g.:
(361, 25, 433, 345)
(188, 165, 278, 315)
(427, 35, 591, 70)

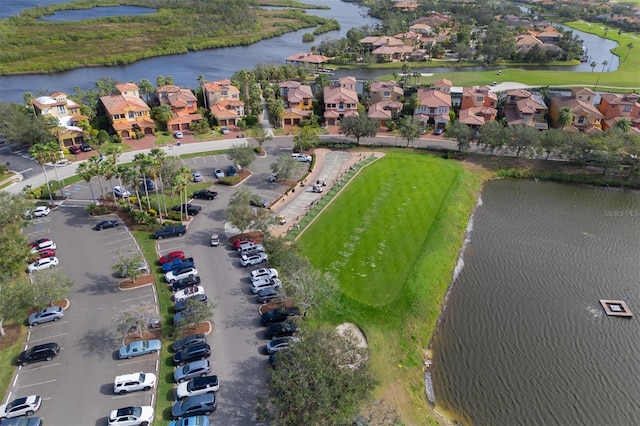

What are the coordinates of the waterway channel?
(431, 179, 640, 425)
(0, 0, 620, 103)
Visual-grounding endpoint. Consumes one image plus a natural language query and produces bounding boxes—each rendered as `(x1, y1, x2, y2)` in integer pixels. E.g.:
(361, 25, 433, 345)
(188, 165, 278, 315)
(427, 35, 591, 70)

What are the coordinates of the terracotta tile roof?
(116, 82, 139, 93)
(324, 86, 358, 104)
(287, 85, 313, 103)
(284, 108, 312, 118)
(416, 88, 452, 107)
(100, 94, 150, 115)
(285, 52, 330, 64)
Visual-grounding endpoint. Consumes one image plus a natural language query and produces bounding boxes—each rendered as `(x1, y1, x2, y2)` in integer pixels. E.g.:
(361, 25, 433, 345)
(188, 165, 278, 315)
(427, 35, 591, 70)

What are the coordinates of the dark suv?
(261, 306, 301, 326)
(171, 204, 202, 216)
(17, 342, 60, 366)
(170, 275, 201, 292)
(154, 225, 187, 239)
(173, 342, 212, 365)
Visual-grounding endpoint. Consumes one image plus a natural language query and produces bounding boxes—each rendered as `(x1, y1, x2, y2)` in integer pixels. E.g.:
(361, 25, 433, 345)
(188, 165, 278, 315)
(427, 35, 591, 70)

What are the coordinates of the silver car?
(28, 306, 64, 326)
(174, 360, 211, 383)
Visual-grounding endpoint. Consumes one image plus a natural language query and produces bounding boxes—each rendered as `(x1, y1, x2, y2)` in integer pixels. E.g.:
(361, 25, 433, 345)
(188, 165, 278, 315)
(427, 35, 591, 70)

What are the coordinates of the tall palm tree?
(87, 156, 106, 199)
(268, 98, 286, 128)
(149, 148, 168, 218)
(614, 118, 632, 133)
(114, 164, 131, 209)
(138, 78, 155, 105)
(29, 142, 58, 204)
(153, 105, 174, 131)
(76, 161, 97, 204)
(134, 153, 153, 211)
(172, 173, 188, 222)
(590, 61, 597, 72)
(197, 75, 208, 109)
(625, 43, 634, 62)
(101, 158, 117, 197)
(558, 107, 574, 128)
(122, 166, 143, 211)
(601, 60, 608, 72)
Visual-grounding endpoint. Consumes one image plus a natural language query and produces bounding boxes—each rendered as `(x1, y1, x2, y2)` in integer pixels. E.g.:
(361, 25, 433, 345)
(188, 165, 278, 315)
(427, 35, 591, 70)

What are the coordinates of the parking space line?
(19, 379, 56, 388)
(122, 294, 154, 303)
(117, 358, 158, 367)
(28, 333, 67, 343)
(29, 320, 68, 329)
(19, 363, 61, 372)
(111, 392, 151, 400)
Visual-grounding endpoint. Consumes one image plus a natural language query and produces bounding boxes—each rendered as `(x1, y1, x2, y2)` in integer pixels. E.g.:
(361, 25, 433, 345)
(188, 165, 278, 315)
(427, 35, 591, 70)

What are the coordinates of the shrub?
(218, 176, 240, 185)
(302, 33, 315, 42)
(168, 212, 182, 221)
(112, 134, 122, 143)
(147, 208, 157, 217)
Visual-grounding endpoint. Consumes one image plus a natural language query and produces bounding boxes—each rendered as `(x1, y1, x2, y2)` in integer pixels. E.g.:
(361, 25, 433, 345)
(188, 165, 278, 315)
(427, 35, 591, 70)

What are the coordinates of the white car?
(30, 240, 57, 254)
(25, 205, 50, 218)
(213, 168, 225, 179)
(176, 376, 220, 399)
(240, 252, 268, 267)
(108, 406, 154, 426)
(291, 153, 312, 162)
(250, 268, 278, 282)
(251, 278, 282, 294)
(220, 126, 229, 135)
(165, 266, 198, 283)
(27, 256, 59, 273)
(113, 372, 157, 394)
(113, 186, 131, 198)
(0, 395, 42, 419)
(174, 131, 184, 139)
(173, 285, 205, 302)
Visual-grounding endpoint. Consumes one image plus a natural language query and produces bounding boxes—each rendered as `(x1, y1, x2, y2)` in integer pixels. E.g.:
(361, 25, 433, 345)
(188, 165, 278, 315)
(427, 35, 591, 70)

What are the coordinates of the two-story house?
(504, 89, 548, 130)
(203, 80, 245, 127)
(458, 86, 498, 127)
(31, 92, 86, 149)
(597, 93, 640, 131)
(323, 84, 359, 126)
(413, 87, 451, 129)
(99, 83, 154, 139)
(157, 85, 203, 132)
(549, 88, 603, 133)
(279, 81, 314, 127)
(367, 81, 404, 126)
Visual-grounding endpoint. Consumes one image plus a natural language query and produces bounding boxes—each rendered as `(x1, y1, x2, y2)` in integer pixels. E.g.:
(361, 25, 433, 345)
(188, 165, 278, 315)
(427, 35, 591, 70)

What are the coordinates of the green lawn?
(297, 151, 486, 423)
(0, 326, 26, 404)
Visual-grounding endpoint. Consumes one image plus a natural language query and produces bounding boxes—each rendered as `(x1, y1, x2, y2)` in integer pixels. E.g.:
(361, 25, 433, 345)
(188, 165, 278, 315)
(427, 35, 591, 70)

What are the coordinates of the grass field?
(297, 151, 487, 423)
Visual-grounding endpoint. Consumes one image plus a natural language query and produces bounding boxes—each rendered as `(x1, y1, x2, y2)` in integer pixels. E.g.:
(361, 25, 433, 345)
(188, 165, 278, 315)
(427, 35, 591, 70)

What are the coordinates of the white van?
(238, 242, 265, 256)
(291, 153, 312, 162)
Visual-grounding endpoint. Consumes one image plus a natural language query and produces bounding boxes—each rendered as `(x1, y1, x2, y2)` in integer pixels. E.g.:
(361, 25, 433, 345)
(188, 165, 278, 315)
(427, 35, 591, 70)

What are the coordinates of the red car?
(35, 248, 56, 259)
(29, 238, 51, 248)
(233, 239, 256, 249)
(158, 250, 185, 265)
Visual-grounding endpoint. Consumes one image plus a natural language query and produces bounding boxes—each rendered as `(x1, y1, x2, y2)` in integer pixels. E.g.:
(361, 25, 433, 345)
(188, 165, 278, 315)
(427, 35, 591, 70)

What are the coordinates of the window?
(476, 96, 484, 102)
(57, 105, 66, 114)
(128, 111, 135, 119)
(577, 116, 585, 124)
(623, 105, 632, 112)
(221, 91, 228, 97)
(383, 91, 390, 97)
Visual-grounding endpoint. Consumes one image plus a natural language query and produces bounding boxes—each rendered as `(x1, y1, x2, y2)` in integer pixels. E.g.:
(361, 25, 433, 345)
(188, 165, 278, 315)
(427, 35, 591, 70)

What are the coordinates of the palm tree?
(29, 142, 58, 204)
(590, 61, 597, 72)
(76, 161, 97, 204)
(625, 43, 634, 62)
(268, 98, 286, 128)
(101, 158, 117, 197)
(114, 164, 131, 209)
(172, 173, 188, 222)
(149, 148, 169, 218)
(122, 166, 142, 211)
(153, 105, 174, 131)
(614, 118, 632, 133)
(134, 153, 153, 211)
(558, 107, 574, 128)
(146, 155, 162, 220)
(138, 79, 155, 105)
(197, 75, 208, 109)
(601, 60, 608, 72)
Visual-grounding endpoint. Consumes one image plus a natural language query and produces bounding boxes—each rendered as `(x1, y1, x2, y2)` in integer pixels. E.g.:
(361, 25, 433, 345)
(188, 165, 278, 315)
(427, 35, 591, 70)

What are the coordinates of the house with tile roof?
(323, 84, 359, 126)
(597, 93, 640, 131)
(458, 86, 498, 127)
(549, 88, 603, 132)
(413, 88, 451, 129)
(369, 81, 404, 103)
(31, 92, 86, 149)
(285, 52, 331, 70)
(203, 80, 244, 127)
(279, 81, 314, 127)
(504, 89, 549, 130)
(99, 83, 154, 139)
(157, 85, 203, 132)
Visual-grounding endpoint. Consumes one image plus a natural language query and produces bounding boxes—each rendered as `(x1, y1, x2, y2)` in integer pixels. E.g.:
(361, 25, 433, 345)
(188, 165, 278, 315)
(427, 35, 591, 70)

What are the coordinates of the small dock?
(599, 299, 632, 317)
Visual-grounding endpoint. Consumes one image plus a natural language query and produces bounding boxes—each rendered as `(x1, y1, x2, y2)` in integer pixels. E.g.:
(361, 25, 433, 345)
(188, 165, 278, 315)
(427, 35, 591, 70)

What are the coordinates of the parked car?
(257, 287, 285, 304)
(0, 417, 43, 426)
(29, 238, 51, 248)
(172, 204, 202, 216)
(237, 242, 265, 257)
(173, 343, 211, 365)
(226, 165, 237, 177)
(249, 195, 269, 208)
(174, 131, 184, 139)
(25, 206, 50, 219)
(139, 178, 155, 192)
(29, 240, 56, 254)
(159, 251, 185, 265)
(240, 252, 268, 267)
(154, 225, 187, 240)
(312, 185, 323, 193)
(265, 321, 299, 339)
(28, 306, 64, 326)
(174, 294, 208, 312)
(94, 219, 119, 230)
(171, 334, 206, 352)
(172, 394, 217, 419)
(17, 342, 60, 366)
(250, 268, 278, 282)
(166, 266, 198, 284)
(118, 339, 161, 359)
(162, 257, 195, 273)
(115, 261, 149, 278)
(27, 256, 59, 273)
(233, 239, 256, 249)
(192, 190, 218, 200)
(167, 416, 209, 426)
(433, 128, 444, 135)
(173, 285, 205, 302)
(261, 306, 300, 326)
(266, 336, 302, 354)
(174, 360, 210, 383)
(220, 126, 229, 135)
(192, 172, 204, 183)
(0, 395, 42, 419)
(68, 145, 82, 155)
(169, 275, 202, 292)
(112, 186, 131, 198)
(107, 406, 154, 426)
(176, 376, 220, 399)
(291, 153, 312, 162)
(113, 372, 157, 394)
(213, 169, 225, 179)
(251, 277, 282, 294)
(33, 248, 55, 260)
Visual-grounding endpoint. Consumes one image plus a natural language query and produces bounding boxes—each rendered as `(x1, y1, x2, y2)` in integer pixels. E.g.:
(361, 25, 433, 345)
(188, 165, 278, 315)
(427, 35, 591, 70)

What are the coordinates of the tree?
(538, 128, 566, 160)
(268, 98, 286, 128)
(445, 120, 474, 152)
(508, 125, 538, 158)
(134, 153, 153, 211)
(113, 303, 159, 339)
(29, 142, 59, 203)
(398, 116, 421, 147)
(287, 267, 338, 317)
(557, 107, 574, 128)
(259, 329, 376, 426)
(614, 118, 632, 133)
(0, 279, 33, 337)
(590, 61, 597, 72)
(625, 43, 634, 62)
(477, 120, 506, 155)
(0, 223, 31, 279)
(173, 298, 216, 334)
(227, 188, 256, 234)
(339, 115, 380, 145)
(150, 148, 169, 217)
(153, 104, 174, 131)
(138, 78, 155, 104)
(293, 125, 320, 152)
(112, 252, 146, 284)
(30, 270, 74, 308)
(270, 153, 301, 181)
(228, 143, 256, 170)
(76, 160, 97, 204)
(251, 126, 272, 153)
(601, 60, 608, 72)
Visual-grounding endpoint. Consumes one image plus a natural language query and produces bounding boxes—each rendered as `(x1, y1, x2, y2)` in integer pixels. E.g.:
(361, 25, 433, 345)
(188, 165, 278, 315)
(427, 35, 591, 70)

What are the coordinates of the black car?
(261, 306, 301, 326)
(265, 321, 299, 339)
(170, 275, 201, 292)
(171, 204, 202, 216)
(192, 190, 218, 200)
(226, 165, 238, 176)
(93, 219, 119, 230)
(154, 225, 187, 239)
(171, 334, 206, 352)
(139, 178, 155, 191)
(173, 342, 211, 365)
(257, 287, 285, 304)
(249, 195, 269, 208)
(174, 294, 208, 312)
(17, 342, 60, 366)
(171, 393, 217, 419)
(80, 142, 92, 152)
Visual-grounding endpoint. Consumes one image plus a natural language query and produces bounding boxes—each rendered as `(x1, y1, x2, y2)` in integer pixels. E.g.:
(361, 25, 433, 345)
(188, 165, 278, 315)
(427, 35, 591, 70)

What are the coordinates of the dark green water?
(432, 179, 640, 425)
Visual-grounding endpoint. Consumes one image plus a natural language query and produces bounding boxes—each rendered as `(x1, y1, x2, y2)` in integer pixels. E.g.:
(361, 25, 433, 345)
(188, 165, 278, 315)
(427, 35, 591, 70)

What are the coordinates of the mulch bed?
(26, 299, 69, 316)
(258, 298, 294, 315)
(228, 231, 264, 246)
(0, 323, 22, 351)
(118, 274, 156, 290)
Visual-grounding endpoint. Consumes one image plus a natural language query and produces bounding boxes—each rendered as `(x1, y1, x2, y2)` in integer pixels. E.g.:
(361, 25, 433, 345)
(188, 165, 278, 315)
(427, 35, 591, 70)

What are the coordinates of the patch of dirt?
(0, 323, 22, 350)
(228, 231, 264, 246)
(258, 298, 294, 315)
(124, 328, 163, 345)
(175, 322, 213, 337)
(118, 274, 155, 290)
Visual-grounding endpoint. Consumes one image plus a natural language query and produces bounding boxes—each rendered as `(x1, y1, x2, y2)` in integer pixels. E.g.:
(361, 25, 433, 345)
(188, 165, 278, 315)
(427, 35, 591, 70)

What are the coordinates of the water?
(431, 179, 640, 425)
(37, 6, 157, 21)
